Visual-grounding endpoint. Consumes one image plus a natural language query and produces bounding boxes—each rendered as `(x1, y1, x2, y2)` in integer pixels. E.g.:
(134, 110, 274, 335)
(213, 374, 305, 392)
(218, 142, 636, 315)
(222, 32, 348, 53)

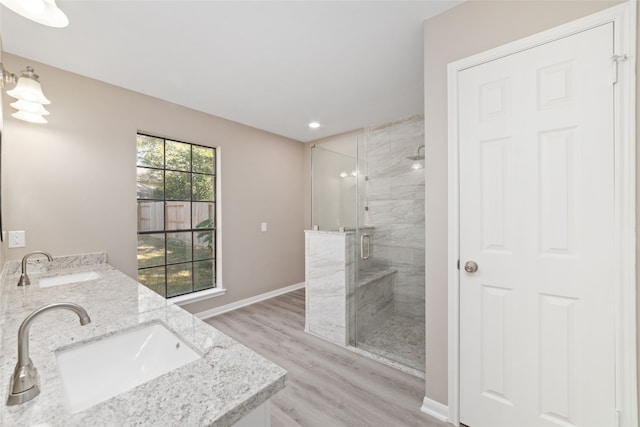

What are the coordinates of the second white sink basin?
(56, 321, 201, 413)
(39, 271, 101, 287)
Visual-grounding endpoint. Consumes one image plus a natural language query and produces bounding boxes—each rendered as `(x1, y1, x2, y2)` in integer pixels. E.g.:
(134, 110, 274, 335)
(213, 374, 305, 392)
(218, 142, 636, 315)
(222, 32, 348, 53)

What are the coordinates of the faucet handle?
(6, 363, 39, 405)
(17, 273, 30, 287)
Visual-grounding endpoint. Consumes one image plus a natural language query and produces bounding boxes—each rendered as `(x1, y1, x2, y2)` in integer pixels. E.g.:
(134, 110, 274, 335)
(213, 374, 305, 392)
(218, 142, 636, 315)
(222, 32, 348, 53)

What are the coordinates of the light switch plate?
(261, 222, 267, 232)
(8, 231, 25, 248)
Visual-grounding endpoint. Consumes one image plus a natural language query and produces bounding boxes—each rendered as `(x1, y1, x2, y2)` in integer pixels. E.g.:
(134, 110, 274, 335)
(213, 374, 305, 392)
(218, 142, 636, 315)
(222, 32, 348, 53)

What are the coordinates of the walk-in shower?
(307, 115, 425, 374)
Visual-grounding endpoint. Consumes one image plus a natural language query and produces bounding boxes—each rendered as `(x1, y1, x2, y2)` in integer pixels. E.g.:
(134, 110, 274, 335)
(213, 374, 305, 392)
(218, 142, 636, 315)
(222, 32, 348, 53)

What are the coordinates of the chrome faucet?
(6, 303, 91, 405)
(17, 251, 53, 286)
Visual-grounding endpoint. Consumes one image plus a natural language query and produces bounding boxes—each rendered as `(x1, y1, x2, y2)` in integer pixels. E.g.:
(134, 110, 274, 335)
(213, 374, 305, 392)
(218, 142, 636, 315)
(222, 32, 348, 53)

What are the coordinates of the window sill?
(170, 287, 226, 306)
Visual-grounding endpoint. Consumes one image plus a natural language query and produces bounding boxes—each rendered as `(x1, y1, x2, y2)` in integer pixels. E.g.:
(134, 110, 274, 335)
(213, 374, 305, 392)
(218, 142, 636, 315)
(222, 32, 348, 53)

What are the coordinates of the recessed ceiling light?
(308, 122, 320, 129)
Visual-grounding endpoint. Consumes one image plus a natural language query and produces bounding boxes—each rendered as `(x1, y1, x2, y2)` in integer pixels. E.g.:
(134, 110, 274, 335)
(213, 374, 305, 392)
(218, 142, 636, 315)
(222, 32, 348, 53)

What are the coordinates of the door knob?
(464, 261, 478, 273)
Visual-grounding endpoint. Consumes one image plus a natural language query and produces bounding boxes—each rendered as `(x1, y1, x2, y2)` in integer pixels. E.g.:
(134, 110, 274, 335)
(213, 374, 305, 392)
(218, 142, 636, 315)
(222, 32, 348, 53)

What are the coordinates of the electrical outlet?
(8, 231, 26, 248)
(261, 222, 267, 232)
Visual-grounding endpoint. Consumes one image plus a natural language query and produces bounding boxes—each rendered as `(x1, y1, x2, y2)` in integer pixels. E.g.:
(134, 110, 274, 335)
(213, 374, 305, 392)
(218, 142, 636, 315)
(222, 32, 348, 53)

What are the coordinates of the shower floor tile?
(357, 313, 425, 372)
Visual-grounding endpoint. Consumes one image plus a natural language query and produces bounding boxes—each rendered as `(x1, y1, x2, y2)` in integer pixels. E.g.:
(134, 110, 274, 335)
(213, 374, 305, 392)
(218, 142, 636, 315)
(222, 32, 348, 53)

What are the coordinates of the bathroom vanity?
(0, 252, 286, 426)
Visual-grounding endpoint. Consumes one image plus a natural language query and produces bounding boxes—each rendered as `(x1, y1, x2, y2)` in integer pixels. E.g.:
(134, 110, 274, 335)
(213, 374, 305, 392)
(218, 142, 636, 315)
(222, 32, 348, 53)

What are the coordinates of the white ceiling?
(0, 0, 462, 142)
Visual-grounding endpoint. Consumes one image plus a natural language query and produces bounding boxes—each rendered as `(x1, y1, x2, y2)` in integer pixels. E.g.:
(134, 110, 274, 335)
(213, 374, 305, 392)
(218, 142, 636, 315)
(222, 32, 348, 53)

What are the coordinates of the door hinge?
(612, 54, 628, 85)
(457, 259, 460, 270)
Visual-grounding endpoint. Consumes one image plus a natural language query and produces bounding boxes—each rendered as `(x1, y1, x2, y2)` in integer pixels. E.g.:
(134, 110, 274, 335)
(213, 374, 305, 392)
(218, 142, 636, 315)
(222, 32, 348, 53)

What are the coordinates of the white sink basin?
(39, 271, 101, 287)
(56, 321, 201, 413)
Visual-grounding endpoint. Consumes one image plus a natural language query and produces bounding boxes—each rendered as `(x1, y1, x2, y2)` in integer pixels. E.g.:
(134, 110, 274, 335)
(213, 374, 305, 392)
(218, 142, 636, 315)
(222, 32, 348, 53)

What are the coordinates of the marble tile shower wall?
(365, 115, 425, 317)
(304, 230, 355, 346)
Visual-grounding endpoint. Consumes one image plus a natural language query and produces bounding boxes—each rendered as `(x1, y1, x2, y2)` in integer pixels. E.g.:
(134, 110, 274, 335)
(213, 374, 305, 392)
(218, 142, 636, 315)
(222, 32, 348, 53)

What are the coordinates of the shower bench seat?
(356, 268, 396, 338)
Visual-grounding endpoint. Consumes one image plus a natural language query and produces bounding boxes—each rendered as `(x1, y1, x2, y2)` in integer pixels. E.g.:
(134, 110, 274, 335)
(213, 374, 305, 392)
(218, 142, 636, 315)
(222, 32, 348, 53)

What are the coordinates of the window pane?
(137, 202, 164, 232)
(167, 263, 192, 297)
(194, 230, 214, 260)
(194, 260, 214, 291)
(193, 146, 214, 174)
(193, 174, 214, 201)
(165, 201, 190, 230)
(138, 266, 166, 297)
(137, 168, 164, 199)
(167, 232, 192, 264)
(165, 171, 191, 200)
(137, 233, 165, 268)
(136, 135, 164, 168)
(166, 140, 191, 171)
(193, 202, 214, 228)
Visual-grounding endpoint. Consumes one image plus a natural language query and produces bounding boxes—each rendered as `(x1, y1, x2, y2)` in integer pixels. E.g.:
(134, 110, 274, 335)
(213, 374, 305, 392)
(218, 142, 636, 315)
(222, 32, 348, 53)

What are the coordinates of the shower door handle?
(360, 234, 371, 260)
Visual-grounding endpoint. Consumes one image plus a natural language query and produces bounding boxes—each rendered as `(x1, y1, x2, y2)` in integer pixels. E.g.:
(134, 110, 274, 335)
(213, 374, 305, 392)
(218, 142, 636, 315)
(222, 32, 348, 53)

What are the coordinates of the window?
(136, 133, 216, 298)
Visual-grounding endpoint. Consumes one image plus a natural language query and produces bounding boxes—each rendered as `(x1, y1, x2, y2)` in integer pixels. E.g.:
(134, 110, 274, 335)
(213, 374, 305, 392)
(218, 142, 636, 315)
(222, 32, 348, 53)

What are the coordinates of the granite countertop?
(0, 253, 286, 426)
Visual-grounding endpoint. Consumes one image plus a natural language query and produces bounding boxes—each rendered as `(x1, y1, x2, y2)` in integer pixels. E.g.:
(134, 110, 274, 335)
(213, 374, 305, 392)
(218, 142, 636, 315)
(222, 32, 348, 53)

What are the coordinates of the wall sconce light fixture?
(1, 65, 51, 124)
(0, 0, 68, 27)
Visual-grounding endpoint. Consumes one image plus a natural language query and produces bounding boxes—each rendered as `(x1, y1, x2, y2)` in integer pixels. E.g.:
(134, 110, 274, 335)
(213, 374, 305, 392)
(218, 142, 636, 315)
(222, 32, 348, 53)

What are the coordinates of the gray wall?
(1, 52, 305, 314)
(423, 0, 631, 407)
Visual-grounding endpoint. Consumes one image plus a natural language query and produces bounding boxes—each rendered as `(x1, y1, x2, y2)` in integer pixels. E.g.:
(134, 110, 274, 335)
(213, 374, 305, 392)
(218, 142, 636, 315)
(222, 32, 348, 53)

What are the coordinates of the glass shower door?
(354, 116, 426, 373)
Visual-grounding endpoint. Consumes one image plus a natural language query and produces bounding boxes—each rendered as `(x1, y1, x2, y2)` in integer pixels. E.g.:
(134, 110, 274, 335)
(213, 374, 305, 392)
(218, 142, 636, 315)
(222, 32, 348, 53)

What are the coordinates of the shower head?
(406, 145, 425, 161)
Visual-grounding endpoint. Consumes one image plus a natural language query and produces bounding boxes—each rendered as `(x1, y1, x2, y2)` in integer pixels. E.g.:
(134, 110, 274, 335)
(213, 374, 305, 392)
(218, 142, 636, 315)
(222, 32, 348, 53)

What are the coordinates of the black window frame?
(136, 133, 217, 298)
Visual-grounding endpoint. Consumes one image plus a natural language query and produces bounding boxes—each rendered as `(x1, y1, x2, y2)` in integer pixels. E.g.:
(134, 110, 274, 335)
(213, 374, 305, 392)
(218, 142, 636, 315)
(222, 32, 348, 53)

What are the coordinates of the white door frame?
(447, 3, 637, 426)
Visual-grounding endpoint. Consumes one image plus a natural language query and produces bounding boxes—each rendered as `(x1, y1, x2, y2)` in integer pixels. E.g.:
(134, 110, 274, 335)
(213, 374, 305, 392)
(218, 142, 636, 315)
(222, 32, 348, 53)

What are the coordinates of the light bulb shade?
(12, 110, 47, 124)
(10, 99, 50, 115)
(0, 0, 69, 27)
(411, 162, 423, 170)
(7, 70, 50, 104)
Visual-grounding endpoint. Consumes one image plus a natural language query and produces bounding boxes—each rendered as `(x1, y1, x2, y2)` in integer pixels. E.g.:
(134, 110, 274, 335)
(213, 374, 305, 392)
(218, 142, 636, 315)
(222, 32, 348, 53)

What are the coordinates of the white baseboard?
(195, 282, 305, 319)
(421, 397, 449, 423)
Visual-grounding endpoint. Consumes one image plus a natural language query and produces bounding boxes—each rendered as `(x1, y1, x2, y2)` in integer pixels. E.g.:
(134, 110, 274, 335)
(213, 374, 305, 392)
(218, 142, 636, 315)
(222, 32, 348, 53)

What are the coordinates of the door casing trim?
(446, 2, 637, 426)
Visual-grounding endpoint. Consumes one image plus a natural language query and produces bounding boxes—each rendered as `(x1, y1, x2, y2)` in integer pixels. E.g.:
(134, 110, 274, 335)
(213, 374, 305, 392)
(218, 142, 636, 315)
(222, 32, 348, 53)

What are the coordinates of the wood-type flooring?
(207, 289, 448, 427)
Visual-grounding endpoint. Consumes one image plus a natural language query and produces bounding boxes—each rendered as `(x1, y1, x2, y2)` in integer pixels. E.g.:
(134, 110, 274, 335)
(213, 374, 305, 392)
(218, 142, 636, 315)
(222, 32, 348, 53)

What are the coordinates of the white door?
(459, 23, 615, 427)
